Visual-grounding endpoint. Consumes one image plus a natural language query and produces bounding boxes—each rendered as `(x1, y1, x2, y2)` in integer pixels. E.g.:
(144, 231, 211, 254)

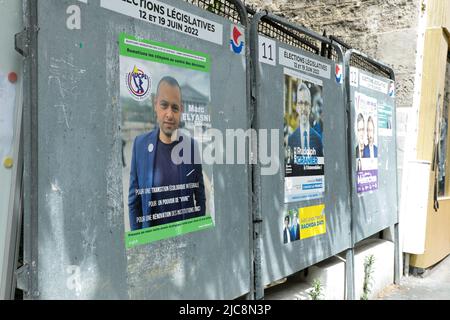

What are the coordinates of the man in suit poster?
(289, 214, 301, 241)
(356, 113, 366, 160)
(284, 74, 325, 203)
(354, 92, 379, 194)
(363, 116, 378, 158)
(283, 215, 292, 244)
(119, 34, 214, 248)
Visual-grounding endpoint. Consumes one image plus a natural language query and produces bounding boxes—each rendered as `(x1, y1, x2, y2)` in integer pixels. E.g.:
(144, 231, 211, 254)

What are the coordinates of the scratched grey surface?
(35, 0, 250, 299)
(349, 69, 398, 244)
(255, 41, 352, 286)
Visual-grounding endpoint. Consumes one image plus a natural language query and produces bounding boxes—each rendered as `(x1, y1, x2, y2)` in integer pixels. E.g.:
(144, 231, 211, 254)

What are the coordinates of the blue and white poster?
(284, 69, 325, 203)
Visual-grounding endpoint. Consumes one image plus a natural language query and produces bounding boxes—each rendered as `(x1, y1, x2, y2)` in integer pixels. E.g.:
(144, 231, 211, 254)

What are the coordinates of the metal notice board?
(250, 11, 352, 299)
(20, 0, 252, 300)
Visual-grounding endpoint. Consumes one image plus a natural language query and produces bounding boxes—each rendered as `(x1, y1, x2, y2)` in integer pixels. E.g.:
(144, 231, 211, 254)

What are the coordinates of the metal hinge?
(15, 264, 30, 293)
(15, 29, 29, 57)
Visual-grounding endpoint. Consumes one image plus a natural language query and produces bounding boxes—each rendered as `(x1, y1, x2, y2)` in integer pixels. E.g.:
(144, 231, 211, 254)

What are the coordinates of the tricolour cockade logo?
(335, 64, 343, 84)
(230, 25, 244, 54)
(126, 65, 151, 101)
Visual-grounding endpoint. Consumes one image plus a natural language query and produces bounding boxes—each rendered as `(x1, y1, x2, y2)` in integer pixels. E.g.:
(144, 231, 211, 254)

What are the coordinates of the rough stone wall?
(245, 0, 420, 36)
(244, 0, 423, 108)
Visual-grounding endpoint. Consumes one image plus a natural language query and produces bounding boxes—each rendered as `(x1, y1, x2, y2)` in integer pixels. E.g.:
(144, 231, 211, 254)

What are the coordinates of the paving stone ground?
(378, 255, 450, 300)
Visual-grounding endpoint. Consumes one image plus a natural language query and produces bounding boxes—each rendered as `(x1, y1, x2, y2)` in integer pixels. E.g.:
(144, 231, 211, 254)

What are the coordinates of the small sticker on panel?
(258, 35, 276, 66)
(299, 204, 326, 240)
(230, 25, 245, 55)
(279, 47, 331, 79)
(335, 64, 343, 84)
(350, 67, 359, 88)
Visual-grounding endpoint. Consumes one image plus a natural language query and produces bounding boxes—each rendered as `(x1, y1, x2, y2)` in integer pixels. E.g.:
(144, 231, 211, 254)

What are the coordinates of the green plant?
(361, 254, 375, 300)
(308, 278, 324, 300)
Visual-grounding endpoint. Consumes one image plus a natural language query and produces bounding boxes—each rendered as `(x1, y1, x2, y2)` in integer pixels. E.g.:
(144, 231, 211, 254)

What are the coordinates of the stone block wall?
(244, 0, 423, 108)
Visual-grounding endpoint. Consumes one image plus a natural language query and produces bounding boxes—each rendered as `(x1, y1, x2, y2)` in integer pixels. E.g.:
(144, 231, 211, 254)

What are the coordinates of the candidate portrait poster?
(119, 33, 215, 248)
(284, 70, 325, 203)
(355, 91, 379, 194)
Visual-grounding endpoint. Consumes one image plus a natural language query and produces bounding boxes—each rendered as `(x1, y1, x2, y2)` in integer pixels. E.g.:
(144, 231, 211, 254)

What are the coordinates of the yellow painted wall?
(427, 0, 450, 30)
(410, 27, 450, 268)
(416, 28, 448, 161)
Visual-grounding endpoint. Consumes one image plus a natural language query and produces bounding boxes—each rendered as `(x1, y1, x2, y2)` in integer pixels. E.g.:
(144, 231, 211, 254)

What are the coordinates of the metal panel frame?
(250, 10, 350, 300)
(343, 49, 400, 300)
(188, 0, 255, 301)
(187, 0, 255, 302)
(20, 0, 38, 299)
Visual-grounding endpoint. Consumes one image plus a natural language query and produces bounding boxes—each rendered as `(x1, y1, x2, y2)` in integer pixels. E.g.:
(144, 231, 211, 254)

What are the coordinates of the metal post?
(403, 253, 410, 276)
(345, 248, 355, 300)
(249, 10, 267, 300)
(394, 223, 400, 284)
(390, 69, 401, 286)
(20, 0, 39, 299)
(228, 0, 254, 301)
(343, 48, 356, 301)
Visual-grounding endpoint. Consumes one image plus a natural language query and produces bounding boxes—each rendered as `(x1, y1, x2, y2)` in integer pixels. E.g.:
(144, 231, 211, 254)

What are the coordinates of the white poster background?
(101, 0, 223, 45)
(285, 176, 325, 203)
(279, 47, 330, 79)
(359, 72, 388, 95)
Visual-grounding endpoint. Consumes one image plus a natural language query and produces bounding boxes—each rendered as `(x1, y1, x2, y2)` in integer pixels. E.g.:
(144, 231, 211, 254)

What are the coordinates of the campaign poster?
(299, 204, 326, 240)
(284, 69, 325, 203)
(355, 92, 379, 194)
(282, 208, 300, 244)
(120, 33, 215, 248)
(282, 204, 326, 244)
(378, 102, 393, 137)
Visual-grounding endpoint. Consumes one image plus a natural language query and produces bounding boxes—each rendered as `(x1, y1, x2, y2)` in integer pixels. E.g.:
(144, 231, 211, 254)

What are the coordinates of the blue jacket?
(128, 129, 206, 231)
(363, 144, 378, 158)
(288, 127, 324, 157)
(290, 223, 300, 241)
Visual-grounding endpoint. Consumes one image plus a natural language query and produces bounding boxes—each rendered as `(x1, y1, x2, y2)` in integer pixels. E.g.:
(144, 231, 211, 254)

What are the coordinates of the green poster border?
(119, 33, 210, 72)
(125, 216, 214, 248)
(120, 33, 214, 248)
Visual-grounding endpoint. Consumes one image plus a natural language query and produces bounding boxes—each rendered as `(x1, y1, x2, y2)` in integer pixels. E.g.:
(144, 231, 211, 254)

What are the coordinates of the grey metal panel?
(251, 24, 352, 286)
(31, 0, 250, 299)
(348, 68, 397, 244)
(35, 0, 128, 299)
